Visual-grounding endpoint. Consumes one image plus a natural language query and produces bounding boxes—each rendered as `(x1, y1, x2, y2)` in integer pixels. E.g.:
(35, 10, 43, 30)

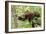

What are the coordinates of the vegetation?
(11, 5, 41, 29)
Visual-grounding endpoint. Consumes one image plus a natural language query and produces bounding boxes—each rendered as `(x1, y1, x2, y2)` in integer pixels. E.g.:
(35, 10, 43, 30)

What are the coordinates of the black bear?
(18, 11, 40, 28)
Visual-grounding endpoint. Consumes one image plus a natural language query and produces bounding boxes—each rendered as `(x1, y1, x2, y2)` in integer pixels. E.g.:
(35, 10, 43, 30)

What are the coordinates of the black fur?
(18, 12, 40, 27)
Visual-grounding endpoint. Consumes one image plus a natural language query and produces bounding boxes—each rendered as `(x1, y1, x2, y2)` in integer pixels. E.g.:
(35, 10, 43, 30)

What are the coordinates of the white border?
(8, 2, 44, 32)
